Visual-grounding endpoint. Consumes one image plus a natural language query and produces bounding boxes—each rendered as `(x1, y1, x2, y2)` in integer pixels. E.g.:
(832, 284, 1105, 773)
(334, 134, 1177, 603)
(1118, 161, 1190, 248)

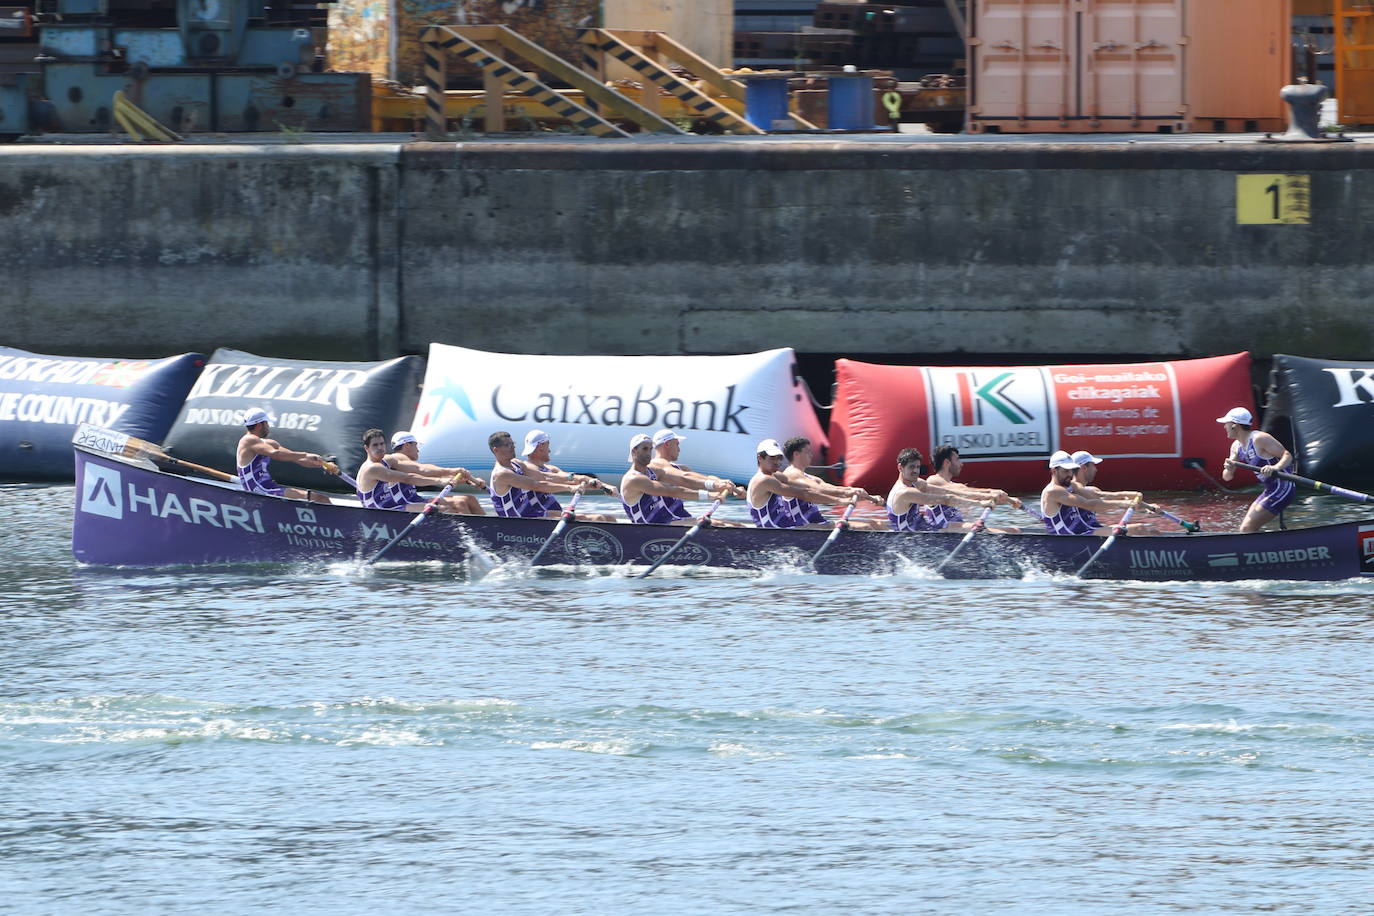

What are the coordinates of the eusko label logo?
(80, 465, 124, 519)
(926, 367, 1051, 458)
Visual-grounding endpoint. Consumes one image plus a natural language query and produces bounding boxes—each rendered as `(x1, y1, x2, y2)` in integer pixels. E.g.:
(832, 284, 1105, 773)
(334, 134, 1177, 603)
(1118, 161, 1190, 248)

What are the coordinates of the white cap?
(756, 438, 784, 457)
(1216, 407, 1253, 426)
(243, 408, 270, 427)
(1048, 449, 1076, 469)
(652, 428, 684, 447)
(629, 433, 652, 454)
(1071, 450, 1103, 467)
(391, 431, 418, 449)
(521, 429, 550, 457)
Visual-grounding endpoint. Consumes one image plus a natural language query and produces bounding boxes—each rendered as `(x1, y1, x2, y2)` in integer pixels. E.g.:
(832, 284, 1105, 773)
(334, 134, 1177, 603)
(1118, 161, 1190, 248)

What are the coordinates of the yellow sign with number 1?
(1236, 174, 1311, 225)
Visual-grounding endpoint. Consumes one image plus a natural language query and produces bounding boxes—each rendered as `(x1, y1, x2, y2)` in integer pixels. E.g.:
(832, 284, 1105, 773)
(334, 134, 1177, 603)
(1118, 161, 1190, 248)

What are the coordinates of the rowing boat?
(71, 444, 1374, 581)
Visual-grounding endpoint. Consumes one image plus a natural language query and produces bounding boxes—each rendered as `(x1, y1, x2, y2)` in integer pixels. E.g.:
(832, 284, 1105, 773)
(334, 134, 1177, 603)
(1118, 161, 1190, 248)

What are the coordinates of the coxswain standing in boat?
(778, 436, 885, 529)
(621, 433, 735, 525)
(487, 430, 615, 521)
(647, 428, 746, 522)
(885, 447, 993, 532)
(925, 444, 1023, 533)
(1218, 406, 1296, 533)
(236, 407, 335, 504)
(380, 430, 485, 515)
(1041, 450, 1152, 535)
(749, 438, 869, 529)
(356, 428, 474, 514)
(521, 428, 617, 516)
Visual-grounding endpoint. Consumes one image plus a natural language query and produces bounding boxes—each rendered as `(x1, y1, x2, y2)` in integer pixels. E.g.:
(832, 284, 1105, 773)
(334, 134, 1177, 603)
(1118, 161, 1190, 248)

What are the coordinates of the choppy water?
(4, 485, 1374, 913)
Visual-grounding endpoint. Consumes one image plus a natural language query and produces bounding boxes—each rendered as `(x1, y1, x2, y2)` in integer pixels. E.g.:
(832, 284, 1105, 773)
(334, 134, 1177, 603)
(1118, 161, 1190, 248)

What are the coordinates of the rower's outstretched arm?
(635, 478, 731, 501)
(767, 477, 850, 506)
(491, 467, 582, 495)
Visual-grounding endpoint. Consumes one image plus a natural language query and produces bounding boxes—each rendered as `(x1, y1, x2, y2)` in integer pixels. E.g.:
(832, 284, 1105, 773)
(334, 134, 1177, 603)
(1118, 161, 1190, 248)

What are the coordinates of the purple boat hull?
(72, 447, 1374, 581)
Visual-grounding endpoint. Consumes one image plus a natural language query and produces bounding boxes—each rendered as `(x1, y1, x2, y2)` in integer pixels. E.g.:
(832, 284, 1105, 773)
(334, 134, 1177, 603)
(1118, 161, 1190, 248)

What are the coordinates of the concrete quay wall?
(2, 140, 1372, 361)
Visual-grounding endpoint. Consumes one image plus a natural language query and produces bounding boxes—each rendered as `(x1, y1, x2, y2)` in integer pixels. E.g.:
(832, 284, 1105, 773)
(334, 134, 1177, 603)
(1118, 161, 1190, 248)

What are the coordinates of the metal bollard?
(1261, 78, 1351, 144)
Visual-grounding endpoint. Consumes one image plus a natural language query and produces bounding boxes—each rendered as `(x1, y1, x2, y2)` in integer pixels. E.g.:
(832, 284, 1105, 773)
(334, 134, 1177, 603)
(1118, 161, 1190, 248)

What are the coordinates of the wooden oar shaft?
(120, 434, 237, 483)
(1232, 462, 1372, 503)
(530, 491, 583, 566)
(1154, 506, 1201, 532)
(1071, 505, 1137, 576)
(807, 499, 858, 570)
(637, 499, 722, 578)
(935, 505, 993, 575)
(366, 483, 454, 565)
(1075, 503, 1138, 578)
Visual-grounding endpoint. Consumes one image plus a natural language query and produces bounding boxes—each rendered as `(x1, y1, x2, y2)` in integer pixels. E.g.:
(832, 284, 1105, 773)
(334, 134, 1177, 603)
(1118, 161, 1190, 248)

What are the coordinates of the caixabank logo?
(925, 367, 1051, 458)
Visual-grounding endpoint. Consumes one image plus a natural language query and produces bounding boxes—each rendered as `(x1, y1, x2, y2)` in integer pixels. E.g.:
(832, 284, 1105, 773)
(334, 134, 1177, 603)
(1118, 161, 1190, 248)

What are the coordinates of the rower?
(621, 433, 732, 525)
(235, 407, 335, 504)
(648, 427, 746, 522)
(925, 444, 1022, 532)
(356, 428, 472, 515)
(382, 430, 485, 515)
(520, 429, 617, 515)
(1067, 450, 1163, 530)
(1218, 406, 1296, 532)
(885, 447, 992, 532)
(1040, 450, 1147, 535)
(779, 436, 884, 529)
(487, 430, 608, 520)
(748, 438, 862, 529)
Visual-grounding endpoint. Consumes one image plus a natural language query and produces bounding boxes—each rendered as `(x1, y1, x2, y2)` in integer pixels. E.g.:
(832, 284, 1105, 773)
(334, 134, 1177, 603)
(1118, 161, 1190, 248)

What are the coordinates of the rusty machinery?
(0, 0, 369, 139)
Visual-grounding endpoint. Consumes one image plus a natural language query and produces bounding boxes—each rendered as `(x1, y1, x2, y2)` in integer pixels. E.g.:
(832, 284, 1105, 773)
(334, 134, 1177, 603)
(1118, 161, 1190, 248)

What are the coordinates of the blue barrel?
(741, 77, 791, 131)
(827, 75, 875, 130)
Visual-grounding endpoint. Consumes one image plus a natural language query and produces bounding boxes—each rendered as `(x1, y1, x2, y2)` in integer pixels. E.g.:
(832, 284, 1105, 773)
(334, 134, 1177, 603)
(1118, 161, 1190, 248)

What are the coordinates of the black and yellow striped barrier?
(421, 25, 688, 139)
(584, 30, 765, 136)
(422, 26, 626, 139)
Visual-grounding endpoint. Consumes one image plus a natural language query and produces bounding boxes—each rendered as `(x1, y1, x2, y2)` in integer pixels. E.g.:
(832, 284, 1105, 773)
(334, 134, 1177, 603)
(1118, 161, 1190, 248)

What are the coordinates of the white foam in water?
(708, 742, 782, 759)
(336, 728, 439, 747)
(527, 738, 648, 756)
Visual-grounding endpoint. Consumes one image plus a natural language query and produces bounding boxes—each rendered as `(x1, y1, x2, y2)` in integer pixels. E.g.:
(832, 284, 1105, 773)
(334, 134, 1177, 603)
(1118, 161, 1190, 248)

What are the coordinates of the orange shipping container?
(968, 0, 1291, 133)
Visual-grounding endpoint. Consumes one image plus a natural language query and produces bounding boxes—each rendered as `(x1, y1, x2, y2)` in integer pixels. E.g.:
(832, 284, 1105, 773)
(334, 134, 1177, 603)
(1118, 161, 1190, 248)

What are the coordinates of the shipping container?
(1336, 0, 1374, 125)
(968, 0, 1290, 133)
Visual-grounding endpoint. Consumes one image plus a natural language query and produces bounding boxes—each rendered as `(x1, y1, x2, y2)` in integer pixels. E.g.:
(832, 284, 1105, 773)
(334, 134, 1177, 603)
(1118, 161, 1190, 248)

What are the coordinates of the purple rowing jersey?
(489, 460, 548, 519)
(752, 491, 801, 529)
(1238, 436, 1297, 515)
(887, 494, 935, 532)
(787, 496, 826, 525)
(622, 467, 680, 524)
(358, 460, 419, 511)
(657, 463, 695, 521)
(1041, 485, 1098, 535)
(237, 453, 284, 497)
(925, 503, 963, 531)
(534, 464, 563, 514)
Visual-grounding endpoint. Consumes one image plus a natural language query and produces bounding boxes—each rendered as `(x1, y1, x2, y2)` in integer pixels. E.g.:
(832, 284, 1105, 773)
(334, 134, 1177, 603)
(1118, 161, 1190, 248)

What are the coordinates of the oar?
(1075, 498, 1140, 579)
(807, 497, 858, 571)
(109, 431, 238, 483)
(529, 489, 584, 566)
(1233, 462, 1373, 504)
(1148, 504, 1201, 533)
(365, 476, 459, 565)
(637, 498, 722, 579)
(934, 504, 994, 575)
(325, 462, 359, 491)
